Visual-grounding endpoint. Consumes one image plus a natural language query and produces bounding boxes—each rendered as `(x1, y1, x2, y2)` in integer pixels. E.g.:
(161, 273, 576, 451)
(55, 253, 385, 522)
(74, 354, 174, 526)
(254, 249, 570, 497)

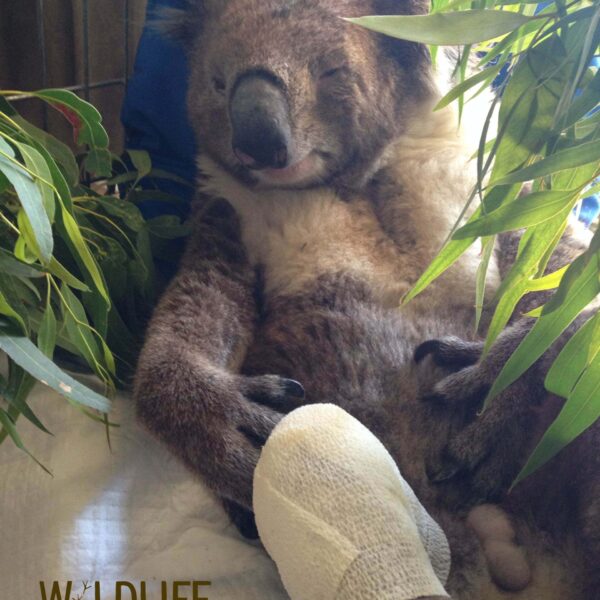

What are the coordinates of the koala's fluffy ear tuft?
(153, 1, 205, 47)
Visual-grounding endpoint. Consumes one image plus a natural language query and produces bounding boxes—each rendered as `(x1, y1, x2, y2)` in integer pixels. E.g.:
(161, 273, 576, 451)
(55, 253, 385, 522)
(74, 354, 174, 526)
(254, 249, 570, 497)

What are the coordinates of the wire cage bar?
(2, 0, 143, 152)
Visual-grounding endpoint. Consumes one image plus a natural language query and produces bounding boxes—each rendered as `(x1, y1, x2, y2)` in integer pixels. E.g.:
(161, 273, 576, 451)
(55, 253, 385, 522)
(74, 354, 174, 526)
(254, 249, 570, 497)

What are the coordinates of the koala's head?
(165, 0, 433, 190)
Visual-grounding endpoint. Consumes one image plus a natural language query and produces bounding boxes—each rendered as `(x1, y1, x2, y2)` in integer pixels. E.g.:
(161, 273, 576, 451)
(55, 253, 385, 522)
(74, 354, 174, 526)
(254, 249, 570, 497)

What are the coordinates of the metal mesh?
(3, 0, 143, 151)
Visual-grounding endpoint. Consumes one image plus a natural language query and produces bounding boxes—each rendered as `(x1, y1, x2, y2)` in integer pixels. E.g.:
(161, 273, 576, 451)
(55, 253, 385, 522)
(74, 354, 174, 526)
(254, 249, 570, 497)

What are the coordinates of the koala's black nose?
(230, 73, 291, 170)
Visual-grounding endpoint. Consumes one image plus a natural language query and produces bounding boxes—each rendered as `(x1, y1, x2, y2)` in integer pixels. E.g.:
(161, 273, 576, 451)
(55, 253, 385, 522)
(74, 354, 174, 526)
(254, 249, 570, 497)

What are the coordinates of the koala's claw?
(283, 378, 306, 398)
(414, 336, 484, 369)
(426, 454, 463, 484)
(426, 443, 503, 508)
(240, 374, 305, 412)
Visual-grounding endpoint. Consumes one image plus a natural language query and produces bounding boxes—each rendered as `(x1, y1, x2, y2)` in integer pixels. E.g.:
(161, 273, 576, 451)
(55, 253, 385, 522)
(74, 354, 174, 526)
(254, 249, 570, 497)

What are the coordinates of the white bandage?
(253, 404, 451, 600)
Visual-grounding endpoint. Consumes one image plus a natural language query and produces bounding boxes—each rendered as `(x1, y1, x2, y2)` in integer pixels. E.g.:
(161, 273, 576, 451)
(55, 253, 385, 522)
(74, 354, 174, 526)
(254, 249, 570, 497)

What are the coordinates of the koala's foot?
(467, 505, 531, 593)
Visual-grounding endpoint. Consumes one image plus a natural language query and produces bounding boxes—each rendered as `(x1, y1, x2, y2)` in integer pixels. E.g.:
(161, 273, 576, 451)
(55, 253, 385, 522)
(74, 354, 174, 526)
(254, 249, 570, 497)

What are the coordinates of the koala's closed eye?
(319, 66, 347, 80)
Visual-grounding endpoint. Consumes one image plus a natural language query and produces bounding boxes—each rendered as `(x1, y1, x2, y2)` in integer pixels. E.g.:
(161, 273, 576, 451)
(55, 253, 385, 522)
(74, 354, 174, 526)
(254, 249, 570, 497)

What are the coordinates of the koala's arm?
(134, 199, 303, 509)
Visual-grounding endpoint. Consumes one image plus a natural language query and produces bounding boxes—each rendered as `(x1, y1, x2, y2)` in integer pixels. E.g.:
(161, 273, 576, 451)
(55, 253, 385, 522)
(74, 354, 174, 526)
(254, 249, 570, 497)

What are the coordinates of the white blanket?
(0, 383, 286, 600)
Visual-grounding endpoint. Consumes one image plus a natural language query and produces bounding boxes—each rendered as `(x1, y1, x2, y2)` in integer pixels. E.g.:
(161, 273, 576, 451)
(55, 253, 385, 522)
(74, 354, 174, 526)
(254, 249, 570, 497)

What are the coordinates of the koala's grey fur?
(134, 1, 599, 598)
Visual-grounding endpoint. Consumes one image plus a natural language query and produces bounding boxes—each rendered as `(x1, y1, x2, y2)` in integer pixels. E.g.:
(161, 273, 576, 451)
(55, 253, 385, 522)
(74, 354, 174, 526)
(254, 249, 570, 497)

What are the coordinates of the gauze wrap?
(253, 404, 451, 600)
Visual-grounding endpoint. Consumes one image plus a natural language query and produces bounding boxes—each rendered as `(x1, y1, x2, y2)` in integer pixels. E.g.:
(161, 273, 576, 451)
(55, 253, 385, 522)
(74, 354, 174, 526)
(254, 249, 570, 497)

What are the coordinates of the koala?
(133, 1, 599, 598)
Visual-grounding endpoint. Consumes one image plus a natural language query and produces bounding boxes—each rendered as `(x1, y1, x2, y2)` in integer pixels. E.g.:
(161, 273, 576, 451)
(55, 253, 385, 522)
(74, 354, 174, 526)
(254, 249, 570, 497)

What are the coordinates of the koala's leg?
(135, 200, 305, 512)
(418, 312, 595, 507)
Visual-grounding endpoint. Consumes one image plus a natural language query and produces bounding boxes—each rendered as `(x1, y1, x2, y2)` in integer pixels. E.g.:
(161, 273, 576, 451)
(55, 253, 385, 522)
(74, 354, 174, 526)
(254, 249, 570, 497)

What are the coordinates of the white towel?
(253, 403, 451, 600)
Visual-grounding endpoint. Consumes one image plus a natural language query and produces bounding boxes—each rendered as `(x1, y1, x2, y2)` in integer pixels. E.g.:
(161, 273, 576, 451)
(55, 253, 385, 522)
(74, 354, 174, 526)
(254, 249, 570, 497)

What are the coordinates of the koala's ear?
(154, 1, 205, 47)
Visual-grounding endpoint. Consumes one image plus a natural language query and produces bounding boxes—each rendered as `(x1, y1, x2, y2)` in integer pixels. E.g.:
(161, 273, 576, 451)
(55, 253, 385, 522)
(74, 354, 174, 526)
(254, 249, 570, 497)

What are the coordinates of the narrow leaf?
(515, 351, 600, 484)
(453, 191, 576, 238)
(0, 334, 110, 412)
(346, 11, 532, 46)
(486, 251, 600, 405)
(494, 140, 600, 186)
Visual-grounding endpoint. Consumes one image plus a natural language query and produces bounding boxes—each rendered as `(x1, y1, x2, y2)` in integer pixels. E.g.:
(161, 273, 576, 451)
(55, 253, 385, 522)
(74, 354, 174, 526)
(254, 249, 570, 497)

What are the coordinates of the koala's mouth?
(254, 152, 324, 188)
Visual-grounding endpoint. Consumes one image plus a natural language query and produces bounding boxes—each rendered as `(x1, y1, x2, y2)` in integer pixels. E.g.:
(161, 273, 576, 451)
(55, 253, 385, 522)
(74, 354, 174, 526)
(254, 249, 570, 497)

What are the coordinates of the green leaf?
(14, 141, 55, 222)
(127, 149, 152, 181)
(0, 333, 110, 412)
(0, 138, 53, 263)
(346, 10, 532, 46)
(31, 89, 111, 177)
(56, 201, 110, 305)
(0, 288, 27, 333)
(60, 283, 103, 371)
(47, 258, 90, 292)
(545, 312, 600, 399)
(563, 68, 600, 131)
(404, 185, 520, 304)
(494, 139, 600, 185)
(525, 265, 568, 293)
(0, 370, 51, 436)
(146, 215, 192, 239)
(475, 236, 496, 332)
(38, 303, 57, 358)
(403, 237, 477, 304)
(486, 250, 600, 406)
(453, 190, 576, 238)
(0, 407, 52, 474)
(435, 61, 504, 111)
(0, 250, 43, 278)
(515, 349, 600, 484)
(33, 89, 108, 148)
(98, 196, 146, 232)
(12, 115, 79, 186)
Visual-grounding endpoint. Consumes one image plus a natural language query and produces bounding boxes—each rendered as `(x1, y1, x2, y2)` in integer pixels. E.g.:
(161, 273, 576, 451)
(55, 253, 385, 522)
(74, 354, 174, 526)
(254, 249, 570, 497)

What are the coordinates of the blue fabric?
(121, 0, 197, 218)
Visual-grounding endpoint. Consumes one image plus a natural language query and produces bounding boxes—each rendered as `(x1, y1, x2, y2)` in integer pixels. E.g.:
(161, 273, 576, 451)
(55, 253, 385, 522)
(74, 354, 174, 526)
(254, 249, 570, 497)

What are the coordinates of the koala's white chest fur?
(200, 148, 499, 315)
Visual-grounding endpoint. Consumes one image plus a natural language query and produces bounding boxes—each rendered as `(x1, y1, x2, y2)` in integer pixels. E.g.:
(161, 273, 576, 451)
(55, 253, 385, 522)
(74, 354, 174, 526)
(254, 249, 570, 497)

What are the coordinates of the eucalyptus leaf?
(347, 10, 532, 45)
(486, 251, 600, 406)
(0, 333, 110, 412)
(0, 138, 53, 263)
(545, 312, 600, 399)
(0, 407, 52, 474)
(453, 190, 576, 238)
(515, 349, 600, 484)
(494, 139, 600, 185)
(0, 250, 43, 278)
(38, 303, 57, 358)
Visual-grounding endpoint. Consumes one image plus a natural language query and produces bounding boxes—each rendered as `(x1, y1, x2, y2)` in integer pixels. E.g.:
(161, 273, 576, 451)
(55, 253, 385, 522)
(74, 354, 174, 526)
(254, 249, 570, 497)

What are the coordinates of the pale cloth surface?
(0, 382, 286, 600)
(254, 404, 451, 600)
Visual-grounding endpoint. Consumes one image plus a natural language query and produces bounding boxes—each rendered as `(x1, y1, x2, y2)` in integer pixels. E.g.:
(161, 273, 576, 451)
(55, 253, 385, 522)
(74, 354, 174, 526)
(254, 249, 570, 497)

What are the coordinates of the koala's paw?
(236, 374, 305, 447)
